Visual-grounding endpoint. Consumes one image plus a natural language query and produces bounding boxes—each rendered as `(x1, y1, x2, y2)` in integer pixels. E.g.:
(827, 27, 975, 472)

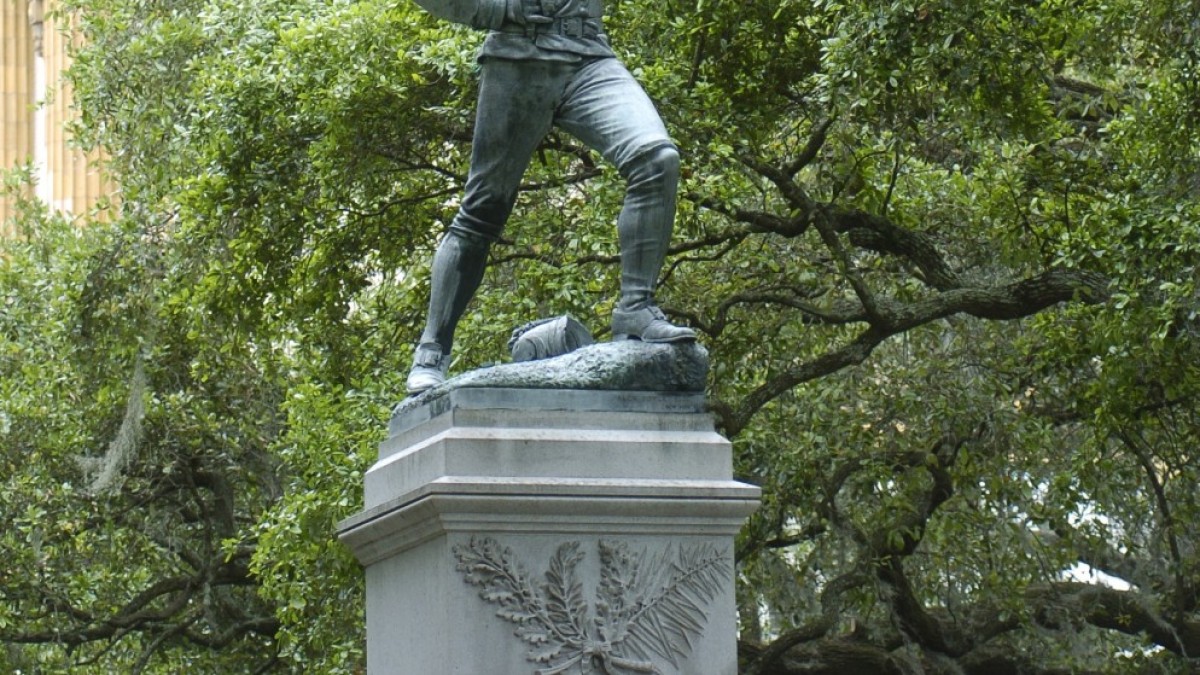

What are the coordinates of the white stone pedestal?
(338, 388, 760, 675)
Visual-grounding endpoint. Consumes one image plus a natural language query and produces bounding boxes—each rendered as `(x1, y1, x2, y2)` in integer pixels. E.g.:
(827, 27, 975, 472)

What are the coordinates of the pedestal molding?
(341, 483, 760, 566)
(339, 389, 758, 674)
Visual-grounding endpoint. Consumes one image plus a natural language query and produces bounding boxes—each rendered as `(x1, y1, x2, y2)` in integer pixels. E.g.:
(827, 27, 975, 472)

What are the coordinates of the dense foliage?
(2, 0, 1198, 672)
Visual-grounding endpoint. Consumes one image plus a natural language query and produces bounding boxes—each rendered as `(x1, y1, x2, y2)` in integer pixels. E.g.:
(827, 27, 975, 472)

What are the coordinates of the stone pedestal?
(338, 388, 760, 675)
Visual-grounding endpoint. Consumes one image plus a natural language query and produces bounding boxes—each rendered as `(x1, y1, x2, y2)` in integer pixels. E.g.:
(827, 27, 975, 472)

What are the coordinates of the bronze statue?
(406, 0, 695, 394)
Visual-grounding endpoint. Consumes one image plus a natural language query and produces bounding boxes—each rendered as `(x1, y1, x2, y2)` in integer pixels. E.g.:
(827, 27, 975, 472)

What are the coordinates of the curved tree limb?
(742, 570, 871, 675)
(1029, 581, 1200, 657)
(714, 269, 1107, 437)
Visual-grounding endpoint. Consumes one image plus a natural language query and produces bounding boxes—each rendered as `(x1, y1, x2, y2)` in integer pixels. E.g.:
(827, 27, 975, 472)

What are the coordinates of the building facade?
(2, 0, 113, 234)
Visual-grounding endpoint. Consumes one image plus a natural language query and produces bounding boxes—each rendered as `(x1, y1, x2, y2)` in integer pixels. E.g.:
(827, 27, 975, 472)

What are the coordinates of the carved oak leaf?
(596, 539, 641, 644)
(454, 537, 570, 661)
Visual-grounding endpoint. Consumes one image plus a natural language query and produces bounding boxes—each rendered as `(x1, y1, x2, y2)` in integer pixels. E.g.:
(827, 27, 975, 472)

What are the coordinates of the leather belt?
(497, 16, 599, 39)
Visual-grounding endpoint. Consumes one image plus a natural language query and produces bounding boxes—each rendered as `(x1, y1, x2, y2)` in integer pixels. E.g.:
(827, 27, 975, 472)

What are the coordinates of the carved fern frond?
(619, 543, 730, 668)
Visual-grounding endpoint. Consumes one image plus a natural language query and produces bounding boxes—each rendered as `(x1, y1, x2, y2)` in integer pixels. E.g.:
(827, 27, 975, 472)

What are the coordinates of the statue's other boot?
(611, 145, 696, 343)
(612, 304, 696, 342)
(405, 342, 450, 394)
(406, 229, 493, 394)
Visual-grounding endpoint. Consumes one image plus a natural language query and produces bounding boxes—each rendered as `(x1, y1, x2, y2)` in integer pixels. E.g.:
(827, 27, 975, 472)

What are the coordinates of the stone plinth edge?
(389, 386, 709, 438)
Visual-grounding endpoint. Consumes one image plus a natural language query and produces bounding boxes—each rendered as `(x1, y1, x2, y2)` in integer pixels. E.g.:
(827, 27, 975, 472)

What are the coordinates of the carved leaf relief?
(452, 537, 730, 675)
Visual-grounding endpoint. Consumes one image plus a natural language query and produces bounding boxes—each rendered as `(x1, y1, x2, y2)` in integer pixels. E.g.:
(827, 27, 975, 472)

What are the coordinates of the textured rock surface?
(393, 340, 708, 417)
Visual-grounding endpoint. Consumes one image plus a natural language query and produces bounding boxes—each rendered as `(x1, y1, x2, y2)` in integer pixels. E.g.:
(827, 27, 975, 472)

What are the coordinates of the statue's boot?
(611, 145, 696, 343)
(406, 229, 493, 394)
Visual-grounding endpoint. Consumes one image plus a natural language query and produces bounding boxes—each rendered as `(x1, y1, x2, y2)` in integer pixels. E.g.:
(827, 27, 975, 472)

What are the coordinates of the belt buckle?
(560, 16, 583, 37)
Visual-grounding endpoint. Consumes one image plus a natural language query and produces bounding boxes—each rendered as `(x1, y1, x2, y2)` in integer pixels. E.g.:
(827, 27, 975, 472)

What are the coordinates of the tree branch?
(742, 570, 871, 675)
(717, 327, 884, 437)
(831, 208, 962, 291)
(715, 268, 1108, 436)
(1030, 582, 1200, 657)
(812, 210, 884, 324)
(2, 553, 264, 650)
(786, 117, 835, 177)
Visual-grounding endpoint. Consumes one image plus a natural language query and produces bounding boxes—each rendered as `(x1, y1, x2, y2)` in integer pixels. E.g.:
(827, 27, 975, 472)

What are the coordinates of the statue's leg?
(407, 229, 493, 394)
(555, 58, 696, 343)
(614, 145, 680, 310)
(407, 59, 564, 393)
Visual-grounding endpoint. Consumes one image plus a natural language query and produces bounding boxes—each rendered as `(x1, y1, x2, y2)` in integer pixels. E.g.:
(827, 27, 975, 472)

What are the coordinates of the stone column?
(338, 386, 759, 675)
(39, 0, 113, 219)
(1, 0, 34, 232)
